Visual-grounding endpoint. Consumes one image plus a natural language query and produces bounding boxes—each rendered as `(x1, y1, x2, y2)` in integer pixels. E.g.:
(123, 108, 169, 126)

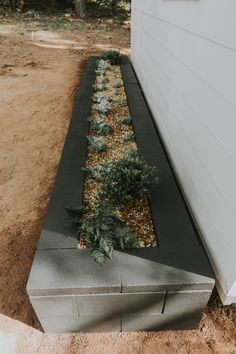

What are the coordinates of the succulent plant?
(87, 135, 108, 152)
(90, 118, 114, 134)
(116, 115, 132, 126)
(119, 131, 135, 144)
(96, 96, 111, 115)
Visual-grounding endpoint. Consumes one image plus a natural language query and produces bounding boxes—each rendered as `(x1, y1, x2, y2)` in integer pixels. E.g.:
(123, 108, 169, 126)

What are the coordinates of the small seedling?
(93, 83, 107, 92)
(90, 118, 114, 134)
(99, 50, 122, 65)
(119, 131, 135, 144)
(117, 116, 132, 126)
(92, 95, 108, 104)
(87, 135, 108, 152)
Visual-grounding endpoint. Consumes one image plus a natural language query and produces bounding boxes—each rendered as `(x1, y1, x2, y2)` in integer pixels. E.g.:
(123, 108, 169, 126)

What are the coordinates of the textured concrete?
(39, 315, 121, 333)
(30, 295, 77, 317)
(75, 293, 165, 316)
(122, 312, 203, 331)
(27, 249, 121, 296)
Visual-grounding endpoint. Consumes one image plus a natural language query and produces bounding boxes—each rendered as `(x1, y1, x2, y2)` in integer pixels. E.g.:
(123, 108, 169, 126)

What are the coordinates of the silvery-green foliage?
(90, 118, 114, 134)
(87, 135, 108, 152)
(93, 82, 107, 92)
(116, 115, 132, 125)
(96, 96, 111, 115)
(92, 95, 109, 104)
(82, 161, 111, 180)
(119, 131, 135, 144)
(96, 59, 111, 75)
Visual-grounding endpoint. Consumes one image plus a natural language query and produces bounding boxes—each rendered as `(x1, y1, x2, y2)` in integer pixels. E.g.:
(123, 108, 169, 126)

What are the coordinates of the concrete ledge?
(27, 57, 215, 333)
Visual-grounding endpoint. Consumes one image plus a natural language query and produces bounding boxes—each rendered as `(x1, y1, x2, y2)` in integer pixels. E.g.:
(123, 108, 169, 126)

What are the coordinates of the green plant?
(82, 161, 111, 180)
(96, 59, 110, 75)
(87, 135, 108, 152)
(79, 204, 139, 265)
(90, 118, 114, 134)
(100, 149, 159, 205)
(119, 131, 135, 143)
(116, 115, 132, 125)
(99, 50, 122, 65)
(113, 81, 121, 89)
(93, 83, 107, 92)
(95, 96, 110, 115)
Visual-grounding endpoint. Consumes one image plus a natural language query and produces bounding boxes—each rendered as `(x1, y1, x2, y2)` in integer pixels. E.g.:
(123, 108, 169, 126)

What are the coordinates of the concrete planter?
(27, 57, 214, 333)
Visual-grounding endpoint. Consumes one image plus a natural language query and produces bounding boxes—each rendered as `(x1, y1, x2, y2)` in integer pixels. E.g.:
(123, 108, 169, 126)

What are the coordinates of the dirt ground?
(0, 25, 235, 354)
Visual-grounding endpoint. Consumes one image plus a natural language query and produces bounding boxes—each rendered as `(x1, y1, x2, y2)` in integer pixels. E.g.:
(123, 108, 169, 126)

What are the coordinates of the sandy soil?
(0, 26, 235, 354)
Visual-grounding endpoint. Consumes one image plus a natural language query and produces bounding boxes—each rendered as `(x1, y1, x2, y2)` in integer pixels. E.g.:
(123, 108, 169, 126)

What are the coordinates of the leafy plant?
(100, 149, 159, 205)
(93, 82, 107, 92)
(117, 115, 132, 125)
(119, 131, 135, 144)
(82, 161, 111, 180)
(79, 204, 139, 265)
(95, 96, 111, 115)
(99, 50, 122, 65)
(96, 59, 110, 75)
(90, 118, 114, 134)
(113, 81, 121, 89)
(87, 135, 108, 152)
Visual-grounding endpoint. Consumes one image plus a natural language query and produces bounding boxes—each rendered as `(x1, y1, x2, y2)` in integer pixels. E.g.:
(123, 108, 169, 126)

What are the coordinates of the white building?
(131, 0, 236, 305)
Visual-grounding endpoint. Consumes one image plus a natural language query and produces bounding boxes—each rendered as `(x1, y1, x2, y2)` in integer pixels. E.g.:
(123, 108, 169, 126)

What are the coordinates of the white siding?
(131, 0, 236, 304)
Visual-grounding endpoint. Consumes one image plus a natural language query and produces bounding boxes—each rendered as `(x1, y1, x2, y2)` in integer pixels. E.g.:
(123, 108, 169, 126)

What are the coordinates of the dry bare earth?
(0, 26, 235, 354)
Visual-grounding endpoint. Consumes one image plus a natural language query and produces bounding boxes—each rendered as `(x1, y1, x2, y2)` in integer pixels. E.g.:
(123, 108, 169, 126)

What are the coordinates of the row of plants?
(67, 51, 159, 265)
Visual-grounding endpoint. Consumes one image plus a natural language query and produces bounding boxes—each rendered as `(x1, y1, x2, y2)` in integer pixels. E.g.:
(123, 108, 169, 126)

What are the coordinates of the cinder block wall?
(131, 0, 236, 304)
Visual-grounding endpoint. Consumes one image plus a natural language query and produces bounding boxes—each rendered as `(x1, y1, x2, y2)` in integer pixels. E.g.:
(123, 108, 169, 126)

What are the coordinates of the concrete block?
(27, 249, 121, 296)
(30, 295, 77, 317)
(122, 312, 202, 331)
(119, 252, 214, 293)
(75, 292, 165, 316)
(164, 291, 212, 315)
(37, 229, 77, 250)
(39, 315, 121, 333)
